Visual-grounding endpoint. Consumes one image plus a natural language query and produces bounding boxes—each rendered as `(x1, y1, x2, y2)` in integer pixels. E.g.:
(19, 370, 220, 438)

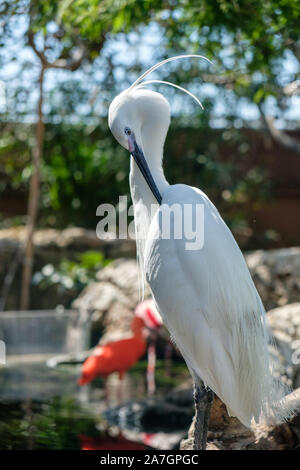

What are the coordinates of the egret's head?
(108, 88, 171, 204)
(108, 55, 211, 204)
(108, 87, 170, 152)
(108, 89, 137, 150)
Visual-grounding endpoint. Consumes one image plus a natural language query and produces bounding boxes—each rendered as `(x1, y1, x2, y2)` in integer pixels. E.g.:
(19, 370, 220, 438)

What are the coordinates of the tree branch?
(283, 80, 300, 97)
(258, 103, 300, 154)
(201, 72, 250, 87)
(28, 30, 88, 71)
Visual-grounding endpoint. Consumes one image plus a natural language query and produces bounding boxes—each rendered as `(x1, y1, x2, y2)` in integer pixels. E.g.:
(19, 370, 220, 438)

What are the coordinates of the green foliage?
(41, 122, 130, 227)
(164, 118, 271, 237)
(0, 114, 271, 248)
(163, 0, 300, 110)
(0, 397, 99, 450)
(1, 0, 167, 61)
(32, 251, 111, 293)
(0, 117, 270, 237)
(1, 0, 298, 250)
(0, 123, 32, 191)
(33, 397, 98, 450)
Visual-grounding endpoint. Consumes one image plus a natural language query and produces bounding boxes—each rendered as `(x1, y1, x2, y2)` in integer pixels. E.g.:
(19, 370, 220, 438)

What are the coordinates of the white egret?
(108, 55, 295, 450)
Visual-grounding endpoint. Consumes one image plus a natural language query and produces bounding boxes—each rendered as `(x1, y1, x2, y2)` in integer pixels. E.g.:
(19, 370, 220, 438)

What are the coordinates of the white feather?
(137, 80, 204, 109)
(129, 54, 212, 91)
(144, 184, 291, 426)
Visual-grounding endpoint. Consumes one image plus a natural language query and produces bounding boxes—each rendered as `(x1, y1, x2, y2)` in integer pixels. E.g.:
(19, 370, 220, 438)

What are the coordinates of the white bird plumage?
(108, 56, 295, 434)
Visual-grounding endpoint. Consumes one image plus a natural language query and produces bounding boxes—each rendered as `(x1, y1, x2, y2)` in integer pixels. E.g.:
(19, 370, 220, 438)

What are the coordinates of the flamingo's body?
(78, 316, 146, 386)
(108, 55, 295, 449)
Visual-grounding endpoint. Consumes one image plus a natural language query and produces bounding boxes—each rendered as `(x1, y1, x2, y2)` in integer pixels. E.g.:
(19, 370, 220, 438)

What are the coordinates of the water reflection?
(0, 356, 192, 450)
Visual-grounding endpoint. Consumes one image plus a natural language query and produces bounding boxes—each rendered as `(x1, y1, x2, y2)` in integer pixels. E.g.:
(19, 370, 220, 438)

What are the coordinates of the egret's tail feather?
(259, 375, 298, 427)
(209, 284, 295, 429)
(232, 305, 295, 428)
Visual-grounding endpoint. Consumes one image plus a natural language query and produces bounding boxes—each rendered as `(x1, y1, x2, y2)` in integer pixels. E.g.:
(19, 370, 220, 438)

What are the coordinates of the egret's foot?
(193, 383, 214, 450)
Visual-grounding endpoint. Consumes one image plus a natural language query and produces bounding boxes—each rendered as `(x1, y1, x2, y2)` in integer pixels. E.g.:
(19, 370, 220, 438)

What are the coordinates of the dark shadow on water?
(0, 358, 192, 450)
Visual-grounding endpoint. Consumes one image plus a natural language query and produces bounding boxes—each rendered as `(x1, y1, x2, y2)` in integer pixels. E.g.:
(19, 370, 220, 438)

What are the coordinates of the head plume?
(128, 54, 212, 109)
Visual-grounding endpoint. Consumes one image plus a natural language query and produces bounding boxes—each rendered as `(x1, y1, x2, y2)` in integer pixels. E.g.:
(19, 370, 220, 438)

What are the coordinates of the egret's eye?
(124, 127, 131, 136)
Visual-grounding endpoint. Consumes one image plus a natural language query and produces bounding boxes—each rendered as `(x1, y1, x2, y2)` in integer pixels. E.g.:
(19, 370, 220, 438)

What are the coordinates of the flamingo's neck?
(131, 318, 146, 347)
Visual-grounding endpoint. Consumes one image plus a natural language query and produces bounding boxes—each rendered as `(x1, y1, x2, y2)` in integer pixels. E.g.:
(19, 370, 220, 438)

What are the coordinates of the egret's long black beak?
(128, 132, 162, 205)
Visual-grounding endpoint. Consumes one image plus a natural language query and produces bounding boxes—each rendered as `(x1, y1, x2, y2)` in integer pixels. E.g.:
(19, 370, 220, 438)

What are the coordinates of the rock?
(73, 259, 143, 345)
(72, 259, 164, 347)
(0, 226, 136, 254)
(74, 281, 130, 317)
(180, 397, 252, 450)
(245, 247, 300, 310)
(267, 303, 300, 388)
(208, 396, 243, 432)
(96, 259, 151, 303)
(180, 388, 300, 450)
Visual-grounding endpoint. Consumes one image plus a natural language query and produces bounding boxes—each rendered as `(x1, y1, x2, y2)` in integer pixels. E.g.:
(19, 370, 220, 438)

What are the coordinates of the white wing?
(144, 183, 286, 427)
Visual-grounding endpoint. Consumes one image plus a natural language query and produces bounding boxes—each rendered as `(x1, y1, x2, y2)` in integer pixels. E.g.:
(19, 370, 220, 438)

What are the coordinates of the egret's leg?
(193, 382, 214, 451)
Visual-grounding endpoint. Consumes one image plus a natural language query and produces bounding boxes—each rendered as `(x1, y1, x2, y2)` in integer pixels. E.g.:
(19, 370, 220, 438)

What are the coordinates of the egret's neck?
(129, 131, 168, 215)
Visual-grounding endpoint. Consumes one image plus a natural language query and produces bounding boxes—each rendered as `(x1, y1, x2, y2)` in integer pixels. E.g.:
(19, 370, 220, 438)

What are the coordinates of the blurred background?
(0, 0, 300, 450)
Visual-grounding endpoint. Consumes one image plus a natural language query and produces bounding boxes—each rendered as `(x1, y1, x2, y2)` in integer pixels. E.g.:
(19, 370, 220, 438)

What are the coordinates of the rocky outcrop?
(0, 226, 135, 255)
(180, 389, 300, 450)
(267, 303, 300, 388)
(73, 259, 149, 344)
(245, 247, 300, 310)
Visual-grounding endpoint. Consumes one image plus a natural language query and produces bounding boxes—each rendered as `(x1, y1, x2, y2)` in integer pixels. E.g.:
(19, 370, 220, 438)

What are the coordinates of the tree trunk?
(20, 66, 45, 310)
